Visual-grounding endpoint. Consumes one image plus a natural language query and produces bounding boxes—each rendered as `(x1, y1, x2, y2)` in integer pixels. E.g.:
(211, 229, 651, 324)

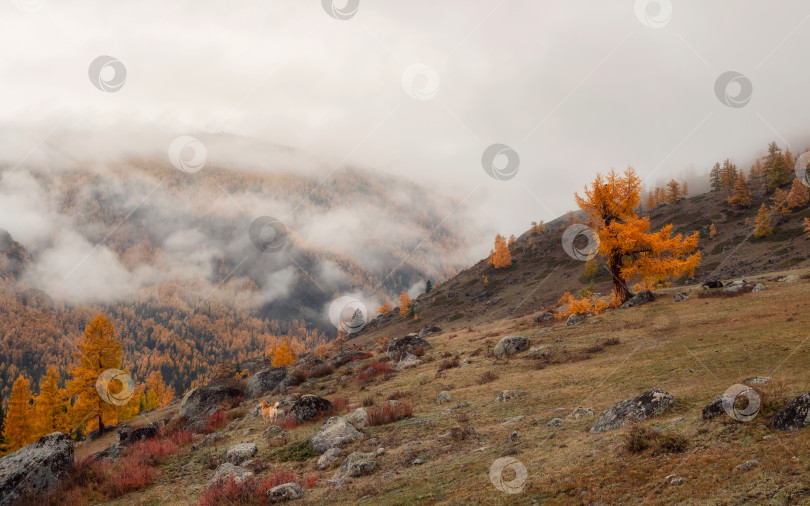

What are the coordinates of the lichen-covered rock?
(494, 390, 527, 403)
(180, 384, 244, 422)
(493, 335, 530, 358)
(702, 396, 725, 421)
(310, 416, 363, 454)
(566, 314, 582, 326)
(267, 482, 304, 503)
(590, 389, 675, 433)
(528, 345, 554, 359)
(387, 335, 431, 360)
(436, 391, 451, 405)
(0, 432, 74, 505)
(246, 367, 287, 398)
(208, 463, 253, 488)
(772, 391, 810, 431)
(288, 395, 332, 423)
(118, 422, 161, 446)
(334, 451, 377, 478)
(673, 292, 689, 302)
(317, 448, 341, 470)
(621, 290, 655, 308)
(222, 443, 258, 465)
(345, 407, 368, 428)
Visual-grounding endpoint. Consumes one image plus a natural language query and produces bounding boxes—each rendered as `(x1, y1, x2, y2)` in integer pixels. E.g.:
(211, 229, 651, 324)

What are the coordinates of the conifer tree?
(787, 178, 809, 210)
(488, 234, 512, 269)
(575, 168, 701, 303)
(765, 142, 791, 190)
(67, 315, 125, 434)
(754, 203, 773, 238)
(399, 292, 411, 316)
(34, 366, 68, 437)
(709, 223, 717, 238)
(666, 180, 681, 203)
(645, 190, 657, 211)
(710, 163, 721, 191)
(3, 375, 33, 451)
(727, 172, 752, 208)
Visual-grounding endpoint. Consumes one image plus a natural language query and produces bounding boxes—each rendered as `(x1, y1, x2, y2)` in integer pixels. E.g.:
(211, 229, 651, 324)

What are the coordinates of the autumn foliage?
(270, 337, 297, 367)
(488, 234, 512, 269)
(575, 168, 701, 303)
(399, 292, 411, 316)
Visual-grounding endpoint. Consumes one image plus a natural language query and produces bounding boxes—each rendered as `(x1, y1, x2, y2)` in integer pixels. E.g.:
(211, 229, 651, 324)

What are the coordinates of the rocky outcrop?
(208, 463, 253, 487)
(590, 389, 675, 433)
(493, 335, 530, 358)
(673, 292, 689, 302)
(246, 367, 287, 398)
(387, 335, 431, 360)
(494, 390, 527, 403)
(310, 416, 363, 454)
(334, 451, 377, 478)
(118, 422, 161, 446)
(0, 432, 74, 505)
(288, 395, 332, 423)
(316, 448, 341, 470)
(222, 443, 258, 465)
(180, 384, 244, 423)
(344, 407, 368, 428)
(772, 392, 810, 431)
(267, 482, 304, 503)
(620, 290, 655, 308)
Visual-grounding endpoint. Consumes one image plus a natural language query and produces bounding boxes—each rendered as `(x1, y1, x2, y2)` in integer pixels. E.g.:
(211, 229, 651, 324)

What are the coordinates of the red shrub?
(349, 352, 373, 362)
(169, 429, 194, 447)
(356, 362, 395, 382)
(309, 364, 335, 378)
(99, 453, 159, 497)
(304, 475, 320, 488)
(367, 399, 414, 426)
(330, 397, 350, 413)
(278, 415, 298, 430)
(200, 472, 298, 506)
(206, 409, 229, 432)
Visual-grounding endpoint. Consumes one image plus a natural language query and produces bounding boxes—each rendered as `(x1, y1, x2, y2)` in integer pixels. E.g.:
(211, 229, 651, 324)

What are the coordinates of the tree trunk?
(98, 411, 104, 435)
(608, 253, 633, 303)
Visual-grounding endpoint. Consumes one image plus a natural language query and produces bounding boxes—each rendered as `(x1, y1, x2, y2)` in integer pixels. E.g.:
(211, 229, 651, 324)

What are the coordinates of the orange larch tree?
(3, 375, 34, 451)
(787, 178, 809, 210)
(666, 179, 681, 203)
(67, 314, 125, 435)
(727, 172, 752, 208)
(271, 337, 297, 366)
(754, 203, 773, 238)
(488, 234, 512, 269)
(709, 223, 717, 238)
(399, 292, 411, 316)
(575, 168, 701, 303)
(34, 366, 69, 438)
(377, 302, 392, 313)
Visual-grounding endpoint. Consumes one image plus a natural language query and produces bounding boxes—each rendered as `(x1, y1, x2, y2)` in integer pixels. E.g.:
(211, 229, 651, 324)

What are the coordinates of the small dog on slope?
(260, 400, 281, 427)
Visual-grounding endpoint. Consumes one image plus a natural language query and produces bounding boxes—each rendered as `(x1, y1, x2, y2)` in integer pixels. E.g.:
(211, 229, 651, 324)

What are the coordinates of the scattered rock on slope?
(222, 443, 258, 465)
(387, 335, 431, 360)
(310, 416, 363, 454)
(620, 290, 655, 308)
(772, 392, 810, 431)
(0, 432, 74, 505)
(288, 395, 333, 423)
(209, 463, 253, 487)
(267, 482, 304, 503)
(493, 335, 530, 358)
(246, 367, 287, 398)
(590, 389, 675, 433)
(494, 390, 527, 403)
(334, 451, 377, 478)
(180, 384, 244, 423)
(118, 422, 161, 446)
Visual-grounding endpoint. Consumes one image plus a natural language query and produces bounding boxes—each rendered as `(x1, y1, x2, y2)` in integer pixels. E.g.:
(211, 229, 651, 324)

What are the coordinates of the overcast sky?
(2, 0, 810, 242)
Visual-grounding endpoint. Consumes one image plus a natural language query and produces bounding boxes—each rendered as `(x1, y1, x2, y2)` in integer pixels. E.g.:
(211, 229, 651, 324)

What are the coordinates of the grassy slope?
(91, 269, 810, 505)
(78, 188, 810, 505)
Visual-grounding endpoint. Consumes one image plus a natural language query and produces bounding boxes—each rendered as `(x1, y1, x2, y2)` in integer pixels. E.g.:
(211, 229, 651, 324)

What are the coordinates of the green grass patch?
(778, 257, 805, 269)
(408, 318, 423, 325)
(449, 312, 465, 322)
(710, 235, 746, 255)
(752, 227, 804, 243)
(266, 439, 317, 462)
(709, 213, 722, 220)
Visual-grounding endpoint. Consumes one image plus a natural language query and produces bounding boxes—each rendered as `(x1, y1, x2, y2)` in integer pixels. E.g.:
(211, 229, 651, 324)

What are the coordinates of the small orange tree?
(727, 172, 752, 208)
(271, 337, 297, 366)
(68, 314, 124, 434)
(787, 178, 809, 210)
(399, 292, 411, 316)
(3, 375, 33, 451)
(709, 223, 717, 238)
(34, 366, 69, 437)
(377, 302, 392, 313)
(754, 203, 773, 238)
(575, 168, 701, 303)
(488, 234, 512, 269)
